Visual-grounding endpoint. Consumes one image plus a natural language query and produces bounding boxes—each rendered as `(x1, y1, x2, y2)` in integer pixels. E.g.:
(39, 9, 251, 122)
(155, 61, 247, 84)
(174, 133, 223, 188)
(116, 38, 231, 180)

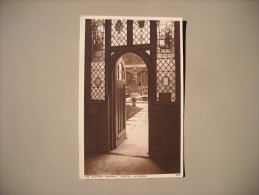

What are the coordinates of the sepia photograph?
(79, 16, 184, 179)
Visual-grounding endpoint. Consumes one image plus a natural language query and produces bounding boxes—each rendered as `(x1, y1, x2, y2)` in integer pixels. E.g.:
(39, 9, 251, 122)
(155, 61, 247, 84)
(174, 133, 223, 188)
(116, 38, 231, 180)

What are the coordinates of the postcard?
(79, 16, 184, 179)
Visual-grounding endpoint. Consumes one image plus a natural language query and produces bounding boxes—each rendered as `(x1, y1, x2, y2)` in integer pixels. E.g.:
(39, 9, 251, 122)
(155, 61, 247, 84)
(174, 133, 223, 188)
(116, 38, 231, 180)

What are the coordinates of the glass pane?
(163, 78, 169, 86)
(157, 21, 175, 54)
(91, 62, 105, 100)
(111, 19, 127, 46)
(91, 19, 105, 62)
(156, 20, 176, 102)
(133, 20, 150, 45)
(90, 19, 106, 101)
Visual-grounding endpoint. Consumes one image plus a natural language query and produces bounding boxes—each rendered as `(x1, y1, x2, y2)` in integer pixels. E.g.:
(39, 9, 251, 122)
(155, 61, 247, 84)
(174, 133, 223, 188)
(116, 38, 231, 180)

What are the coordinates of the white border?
(79, 16, 86, 179)
(79, 16, 184, 179)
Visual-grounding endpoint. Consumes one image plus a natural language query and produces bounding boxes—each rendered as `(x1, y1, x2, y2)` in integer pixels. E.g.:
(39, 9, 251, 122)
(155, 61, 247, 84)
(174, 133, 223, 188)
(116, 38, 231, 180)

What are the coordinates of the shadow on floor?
(85, 153, 180, 175)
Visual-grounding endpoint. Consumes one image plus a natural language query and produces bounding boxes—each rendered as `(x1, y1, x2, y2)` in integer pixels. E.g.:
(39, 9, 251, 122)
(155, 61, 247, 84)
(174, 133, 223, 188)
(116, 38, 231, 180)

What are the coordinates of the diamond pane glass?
(111, 19, 127, 46)
(133, 20, 150, 45)
(156, 21, 176, 102)
(91, 62, 105, 100)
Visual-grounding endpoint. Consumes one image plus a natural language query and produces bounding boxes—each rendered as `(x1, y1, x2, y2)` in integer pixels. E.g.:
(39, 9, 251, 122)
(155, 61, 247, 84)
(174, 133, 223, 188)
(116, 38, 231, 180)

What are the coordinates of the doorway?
(111, 53, 149, 157)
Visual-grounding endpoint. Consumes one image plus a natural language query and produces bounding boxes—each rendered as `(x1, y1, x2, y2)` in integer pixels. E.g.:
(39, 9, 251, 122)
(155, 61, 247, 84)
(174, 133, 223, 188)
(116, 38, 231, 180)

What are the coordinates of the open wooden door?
(113, 60, 126, 148)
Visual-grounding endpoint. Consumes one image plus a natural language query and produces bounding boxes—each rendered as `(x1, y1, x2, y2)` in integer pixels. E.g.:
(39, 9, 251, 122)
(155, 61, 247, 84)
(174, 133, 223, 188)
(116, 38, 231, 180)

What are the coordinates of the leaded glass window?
(91, 19, 105, 62)
(111, 19, 127, 46)
(156, 59, 176, 102)
(156, 21, 176, 102)
(91, 19, 105, 101)
(133, 20, 150, 45)
(157, 21, 175, 56)
(91, 62, 105, 100)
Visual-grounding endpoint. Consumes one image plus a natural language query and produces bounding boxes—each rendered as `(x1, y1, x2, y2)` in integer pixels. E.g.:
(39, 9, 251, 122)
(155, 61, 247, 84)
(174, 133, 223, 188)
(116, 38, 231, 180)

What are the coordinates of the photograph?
(79, 16, 184, 179)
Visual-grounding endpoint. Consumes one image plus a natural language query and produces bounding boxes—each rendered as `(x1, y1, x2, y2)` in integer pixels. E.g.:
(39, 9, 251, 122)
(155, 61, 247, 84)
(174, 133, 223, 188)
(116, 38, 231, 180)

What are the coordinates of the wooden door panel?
(114, 62, 126, 147)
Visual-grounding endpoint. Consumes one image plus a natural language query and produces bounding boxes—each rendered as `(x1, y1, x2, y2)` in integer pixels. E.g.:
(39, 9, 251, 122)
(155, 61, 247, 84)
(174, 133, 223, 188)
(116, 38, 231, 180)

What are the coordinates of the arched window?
(117, 62, 125, 80)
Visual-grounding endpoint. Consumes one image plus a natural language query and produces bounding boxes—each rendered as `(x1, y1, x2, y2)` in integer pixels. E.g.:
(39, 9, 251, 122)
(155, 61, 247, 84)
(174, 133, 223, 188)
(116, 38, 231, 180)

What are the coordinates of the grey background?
(0, 0, 258, 195)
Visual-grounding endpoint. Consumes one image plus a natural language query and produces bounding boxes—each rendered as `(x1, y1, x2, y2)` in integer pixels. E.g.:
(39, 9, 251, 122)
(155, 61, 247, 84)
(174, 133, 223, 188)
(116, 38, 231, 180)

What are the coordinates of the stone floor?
(111, 102, 148, 157)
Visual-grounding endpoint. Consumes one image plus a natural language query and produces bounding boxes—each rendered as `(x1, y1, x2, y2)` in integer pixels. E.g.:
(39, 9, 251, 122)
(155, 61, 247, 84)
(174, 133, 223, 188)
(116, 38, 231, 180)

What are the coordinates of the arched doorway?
(110, 53, 149, 157)
(109, 51, 150, 155)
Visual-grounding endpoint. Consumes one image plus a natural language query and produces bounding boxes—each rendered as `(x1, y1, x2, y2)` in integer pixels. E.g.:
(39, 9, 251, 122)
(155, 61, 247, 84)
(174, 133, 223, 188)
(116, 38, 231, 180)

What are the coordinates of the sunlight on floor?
(111, 102, 148, 157)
